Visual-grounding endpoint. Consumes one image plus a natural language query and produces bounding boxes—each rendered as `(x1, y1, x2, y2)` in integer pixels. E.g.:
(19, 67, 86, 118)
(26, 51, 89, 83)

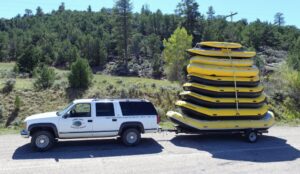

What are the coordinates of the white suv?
(21, 99, 160, 151)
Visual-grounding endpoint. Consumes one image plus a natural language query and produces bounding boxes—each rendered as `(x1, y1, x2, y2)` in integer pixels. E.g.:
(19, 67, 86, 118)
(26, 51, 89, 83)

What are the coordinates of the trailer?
(164, 110, 275, 143)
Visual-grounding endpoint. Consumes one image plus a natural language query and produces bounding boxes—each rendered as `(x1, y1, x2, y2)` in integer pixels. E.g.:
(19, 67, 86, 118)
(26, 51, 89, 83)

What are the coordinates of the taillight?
(157, 115, 160, 124)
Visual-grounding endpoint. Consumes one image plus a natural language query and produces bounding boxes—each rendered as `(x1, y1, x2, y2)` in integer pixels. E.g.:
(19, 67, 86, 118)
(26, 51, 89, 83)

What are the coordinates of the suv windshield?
(56, 102, 73, 116)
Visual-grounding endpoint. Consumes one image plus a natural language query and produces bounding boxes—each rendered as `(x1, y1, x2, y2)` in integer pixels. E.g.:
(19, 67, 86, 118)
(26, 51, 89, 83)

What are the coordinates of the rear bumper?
(20, 129, 30, 138)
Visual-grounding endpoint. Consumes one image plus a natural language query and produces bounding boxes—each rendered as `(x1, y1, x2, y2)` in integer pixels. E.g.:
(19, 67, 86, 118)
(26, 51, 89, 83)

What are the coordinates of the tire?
(121, 128, 141, 146)
(245, 130, 258, 143)
(31, 130, 54, 151)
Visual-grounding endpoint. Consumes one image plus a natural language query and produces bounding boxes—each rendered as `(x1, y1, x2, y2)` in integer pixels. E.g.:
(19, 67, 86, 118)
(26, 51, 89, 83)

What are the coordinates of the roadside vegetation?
(1, 0, 300, 131)
(0, 62, 181, 130)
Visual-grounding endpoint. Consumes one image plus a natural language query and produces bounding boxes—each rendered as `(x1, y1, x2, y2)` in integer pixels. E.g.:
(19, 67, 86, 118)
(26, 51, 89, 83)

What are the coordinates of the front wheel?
(31, 131, 54, 151)
(122, 128, 141, 146)
(245, 130, 258, 143)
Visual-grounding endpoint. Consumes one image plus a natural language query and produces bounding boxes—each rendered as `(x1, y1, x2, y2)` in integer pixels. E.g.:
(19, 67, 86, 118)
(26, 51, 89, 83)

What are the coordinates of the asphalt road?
(0, 126, 299, 174)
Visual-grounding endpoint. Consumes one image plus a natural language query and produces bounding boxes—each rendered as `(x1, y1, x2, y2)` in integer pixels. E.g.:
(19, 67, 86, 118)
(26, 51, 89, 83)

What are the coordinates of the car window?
(69, 103, 91, 117)
(120, 102, 157, 116)
(96, 103, 115, 116)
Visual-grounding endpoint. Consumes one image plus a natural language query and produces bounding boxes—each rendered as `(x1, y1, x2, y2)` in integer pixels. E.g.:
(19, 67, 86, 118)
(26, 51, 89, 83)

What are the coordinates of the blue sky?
(0, 0, 299, 28)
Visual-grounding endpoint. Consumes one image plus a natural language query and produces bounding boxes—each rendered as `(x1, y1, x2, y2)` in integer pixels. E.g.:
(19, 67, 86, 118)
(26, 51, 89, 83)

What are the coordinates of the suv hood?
(25, 111, 58, 121)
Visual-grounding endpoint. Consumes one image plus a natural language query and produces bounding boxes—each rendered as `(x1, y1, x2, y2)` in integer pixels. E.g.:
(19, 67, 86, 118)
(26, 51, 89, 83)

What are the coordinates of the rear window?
(120, 101, 157, 116)
(96, 103, 115, 116)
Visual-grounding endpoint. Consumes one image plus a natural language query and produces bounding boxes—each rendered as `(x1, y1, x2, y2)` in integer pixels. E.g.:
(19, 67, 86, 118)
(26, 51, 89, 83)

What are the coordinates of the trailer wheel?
(245, 130, 258, 143)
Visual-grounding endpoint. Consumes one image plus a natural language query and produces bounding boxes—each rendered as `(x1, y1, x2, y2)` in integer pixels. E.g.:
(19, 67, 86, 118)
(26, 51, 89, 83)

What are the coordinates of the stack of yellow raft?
(167, 42, 275, 131)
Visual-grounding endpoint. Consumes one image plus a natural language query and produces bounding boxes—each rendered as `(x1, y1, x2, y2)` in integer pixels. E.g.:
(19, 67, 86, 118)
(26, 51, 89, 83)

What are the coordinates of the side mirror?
(63, 113, 70, 119)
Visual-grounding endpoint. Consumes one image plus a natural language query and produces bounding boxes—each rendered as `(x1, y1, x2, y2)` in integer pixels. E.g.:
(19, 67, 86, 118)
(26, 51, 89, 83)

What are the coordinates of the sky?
(0, 0, 299, 28)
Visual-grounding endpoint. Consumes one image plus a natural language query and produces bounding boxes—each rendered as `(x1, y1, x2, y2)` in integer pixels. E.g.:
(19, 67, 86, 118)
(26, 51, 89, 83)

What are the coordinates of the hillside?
(0, 62, 181, 129)
(1, 0, 300, 130)
(1, 2, 300, 79)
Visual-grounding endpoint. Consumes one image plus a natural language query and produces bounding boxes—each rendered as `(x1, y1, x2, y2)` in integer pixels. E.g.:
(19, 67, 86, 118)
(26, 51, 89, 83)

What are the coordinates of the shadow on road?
(12, 138, 163, 161)
(171, 134, 300, 162)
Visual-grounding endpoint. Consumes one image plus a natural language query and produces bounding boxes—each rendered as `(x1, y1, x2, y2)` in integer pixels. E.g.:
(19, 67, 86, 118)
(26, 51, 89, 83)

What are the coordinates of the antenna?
(225, 12, 238, 22)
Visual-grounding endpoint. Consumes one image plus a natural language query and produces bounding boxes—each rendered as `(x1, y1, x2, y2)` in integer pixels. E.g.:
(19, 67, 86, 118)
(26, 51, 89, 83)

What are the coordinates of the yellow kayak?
(190, 56, 254, 67)
(187, 63, 259, 77)
(200, 41, 242, 49)
(187, 47, 256, 58)
(167, 111, 275, 130)
(187, 72, 260, 87)
(183, 82, 264, 98)
(175, 100, 268, 118)
(180, 91, 266, 108)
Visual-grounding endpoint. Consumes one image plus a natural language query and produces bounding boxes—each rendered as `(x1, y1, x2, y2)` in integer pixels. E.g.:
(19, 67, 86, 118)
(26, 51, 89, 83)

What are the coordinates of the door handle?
(88, 120, 93, 123)
(112, 118, 117, 122)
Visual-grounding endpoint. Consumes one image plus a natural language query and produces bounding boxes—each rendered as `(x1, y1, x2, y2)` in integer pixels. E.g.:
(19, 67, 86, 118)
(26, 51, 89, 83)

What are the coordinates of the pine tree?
(175, 0, 202, 42)
(24, 9, 33, 17)
(58, 2, 65, 13)
(33, 65, 56, 90)
(17, 45, 41, 73)
(113, 0, 132, 69)
(274, 12, 285, 26)
(206, 6, 215, 20)
(36, 6, 44, 16)
(87, 5, 92, 13)
(68, 58, 93, 89)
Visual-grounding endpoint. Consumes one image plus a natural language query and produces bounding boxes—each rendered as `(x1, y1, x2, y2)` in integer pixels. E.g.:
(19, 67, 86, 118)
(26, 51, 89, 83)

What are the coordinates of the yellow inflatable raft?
(175, 100, 268, 118)
(183, 82, 264, 98)
(187, 63, 259, 77)
(167, 111, 275, 130)
(190, 56, 254, 67)
(187, 44, 256, 58)
(187, 72, 260, 87)
(180, 91, 266, 108)
(200, 42, 242, 49)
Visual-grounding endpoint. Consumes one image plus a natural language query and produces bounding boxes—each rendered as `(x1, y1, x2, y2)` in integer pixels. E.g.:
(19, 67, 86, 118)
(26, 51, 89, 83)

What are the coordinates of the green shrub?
(33, 65, 56, 90)
(2, 79, 16, 93)
(17, 45, 41, 73)
(68, 58, 93, 89)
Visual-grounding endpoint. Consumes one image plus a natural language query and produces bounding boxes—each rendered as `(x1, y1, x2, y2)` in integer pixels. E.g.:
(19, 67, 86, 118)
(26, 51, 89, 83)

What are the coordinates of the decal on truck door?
(71, 119, 87, 129)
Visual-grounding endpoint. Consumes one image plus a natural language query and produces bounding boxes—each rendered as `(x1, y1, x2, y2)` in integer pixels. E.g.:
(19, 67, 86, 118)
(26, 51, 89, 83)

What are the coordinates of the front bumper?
(20, 129, 30, 138)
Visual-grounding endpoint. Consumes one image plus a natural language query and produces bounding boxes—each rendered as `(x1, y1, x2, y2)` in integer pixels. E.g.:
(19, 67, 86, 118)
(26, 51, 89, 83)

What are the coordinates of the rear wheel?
(245, 130, 258, 143)
(122, 128, 141, 146)
(31, 131, 54, 151)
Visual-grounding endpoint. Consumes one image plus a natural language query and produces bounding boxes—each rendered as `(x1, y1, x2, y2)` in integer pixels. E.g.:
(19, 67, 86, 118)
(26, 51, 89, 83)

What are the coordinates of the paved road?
(0, 126, 299, 174)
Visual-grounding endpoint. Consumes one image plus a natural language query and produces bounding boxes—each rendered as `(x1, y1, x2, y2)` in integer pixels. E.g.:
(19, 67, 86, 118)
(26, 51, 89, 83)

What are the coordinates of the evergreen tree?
(274, 12, 285, 26)
(33, 65, 56, 89)
(206, 6, 215, 20)
(17, 45, 41, 73)
(163, 27, 192, 81)
(68, 58, 93, 89)
(36, 6, 44, 16)
(58, 2, 65, 13)
(113, 0, 132, 69)
(176, 0, 201, 42)
(24, 9, 33, 17)
(87, 5, 92, 12)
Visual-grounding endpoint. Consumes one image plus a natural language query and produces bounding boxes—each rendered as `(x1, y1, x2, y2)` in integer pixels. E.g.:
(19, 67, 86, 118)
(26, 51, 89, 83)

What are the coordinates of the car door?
(58, 103, 93, 138)
(93, 102, 120, 137)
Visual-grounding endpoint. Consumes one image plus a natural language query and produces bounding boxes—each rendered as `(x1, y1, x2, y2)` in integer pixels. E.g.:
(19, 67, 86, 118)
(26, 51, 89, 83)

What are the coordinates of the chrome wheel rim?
(126, 132, 137, 144)
(35, 135, 49, 148)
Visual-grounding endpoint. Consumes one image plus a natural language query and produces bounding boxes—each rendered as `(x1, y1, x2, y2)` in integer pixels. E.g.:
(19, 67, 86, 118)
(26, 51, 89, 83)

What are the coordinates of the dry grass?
(0, 62, 181, 129)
